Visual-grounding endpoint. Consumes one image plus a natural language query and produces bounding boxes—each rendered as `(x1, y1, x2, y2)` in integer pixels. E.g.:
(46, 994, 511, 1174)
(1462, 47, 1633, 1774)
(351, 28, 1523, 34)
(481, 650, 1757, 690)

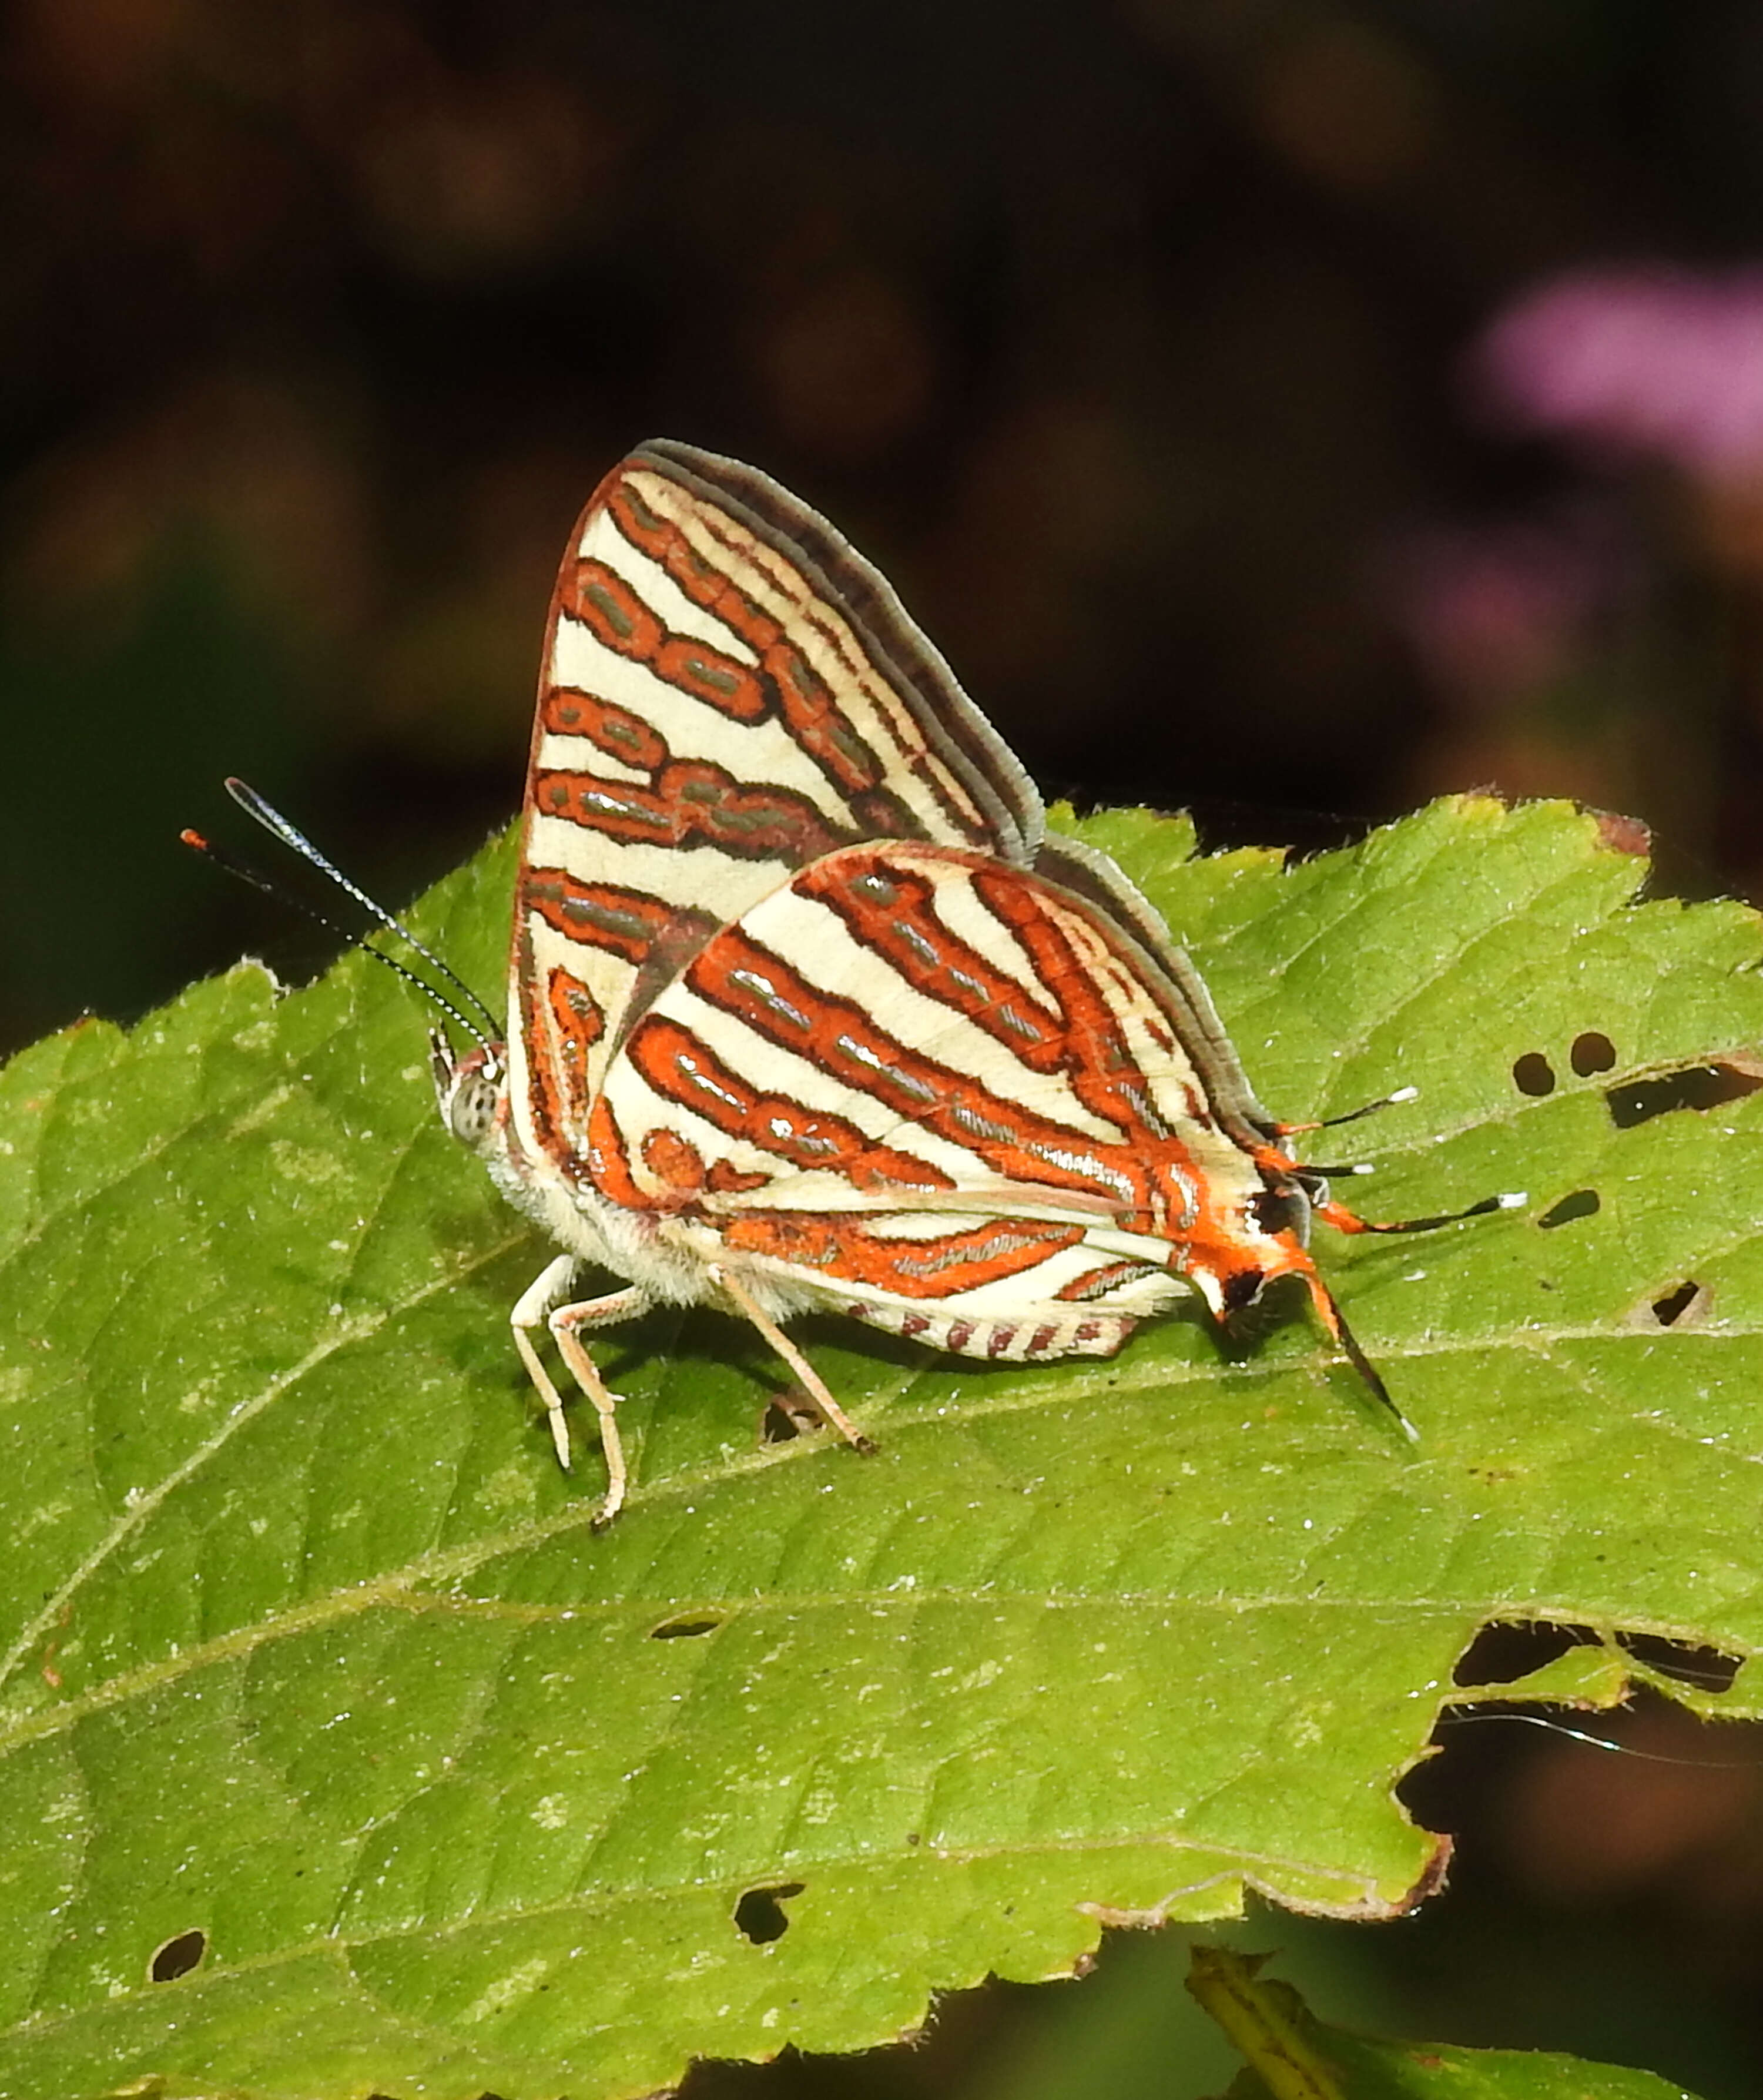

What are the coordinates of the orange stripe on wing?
(722, 1212, 1085, 1298)
(793, 849, 1065, 1076)
(529, 964, 602, 1153)
(540, 684, 668, 771)
(532, 762, 848, 864)
(523, 868, 676, 962)
(559, 558, 772, 723)
(624, 1013, 955, 1194)
(586, 1094, 647, 1208)
(686, 926, 1155, 1215)
(971, 866, 1173, 1140)
(1055, 1255, 1165, 1301)
(642, 1126, 706, 1195)
(520, 963, 604, 1173)
(607, 479, 889, 800)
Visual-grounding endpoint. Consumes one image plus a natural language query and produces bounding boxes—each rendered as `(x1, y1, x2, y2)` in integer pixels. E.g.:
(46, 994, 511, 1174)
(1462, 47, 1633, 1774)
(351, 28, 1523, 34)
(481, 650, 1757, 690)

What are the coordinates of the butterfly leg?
(712, 1266, 877, 1455)
(509, 1256, 584, 1468)
(551, 1281, 655, 1525)
(511, 1257, 651, 1518)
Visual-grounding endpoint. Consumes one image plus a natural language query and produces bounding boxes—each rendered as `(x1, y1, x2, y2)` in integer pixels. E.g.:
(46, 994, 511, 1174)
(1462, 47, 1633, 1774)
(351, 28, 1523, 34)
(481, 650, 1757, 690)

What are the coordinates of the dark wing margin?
(1033, 833, 1279, 1147)
(635, 438, 1045, 869)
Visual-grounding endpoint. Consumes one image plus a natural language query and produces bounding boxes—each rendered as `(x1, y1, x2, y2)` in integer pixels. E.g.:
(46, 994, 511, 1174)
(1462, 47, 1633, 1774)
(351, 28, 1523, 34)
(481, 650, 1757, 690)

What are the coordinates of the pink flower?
(1473, 264, 1763, 478)
(1384, 510, 1624, 699)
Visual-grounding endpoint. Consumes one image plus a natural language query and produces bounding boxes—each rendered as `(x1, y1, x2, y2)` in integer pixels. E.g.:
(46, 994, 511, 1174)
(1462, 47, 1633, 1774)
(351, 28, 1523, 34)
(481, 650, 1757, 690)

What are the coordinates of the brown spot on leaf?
(1593, 808, 1653, 858)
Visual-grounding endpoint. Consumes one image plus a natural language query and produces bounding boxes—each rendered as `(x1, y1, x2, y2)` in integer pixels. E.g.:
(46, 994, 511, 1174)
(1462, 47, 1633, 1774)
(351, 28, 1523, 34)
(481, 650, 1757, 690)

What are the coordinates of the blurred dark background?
(8, 2, 1763, 2092)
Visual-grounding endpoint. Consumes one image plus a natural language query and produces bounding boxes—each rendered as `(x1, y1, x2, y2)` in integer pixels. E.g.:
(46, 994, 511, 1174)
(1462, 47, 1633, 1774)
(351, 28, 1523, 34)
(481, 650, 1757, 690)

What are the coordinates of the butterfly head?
(430, 1028, 508, 1158)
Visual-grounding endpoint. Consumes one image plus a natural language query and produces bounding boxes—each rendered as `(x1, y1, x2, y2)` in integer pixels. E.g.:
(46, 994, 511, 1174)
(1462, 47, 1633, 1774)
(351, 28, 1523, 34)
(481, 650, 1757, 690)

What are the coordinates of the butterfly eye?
(447, 1071, 501, 1153)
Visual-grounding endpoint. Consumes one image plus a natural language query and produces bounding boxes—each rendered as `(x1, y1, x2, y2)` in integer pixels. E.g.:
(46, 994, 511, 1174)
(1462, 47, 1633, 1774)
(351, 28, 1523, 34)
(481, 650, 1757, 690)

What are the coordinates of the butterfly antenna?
(181, 822, 497, 1057)
(1319, 1191, 1527, 1236)
(1276, 1085, 1419, 1138)
(1317, 1084, 1419, 1129)
(221, 778, 501, 1041)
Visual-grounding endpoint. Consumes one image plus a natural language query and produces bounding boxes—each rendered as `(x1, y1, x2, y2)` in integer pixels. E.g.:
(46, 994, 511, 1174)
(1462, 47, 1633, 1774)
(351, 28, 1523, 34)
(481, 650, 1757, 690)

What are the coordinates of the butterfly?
(419, 440, 1509, 1523)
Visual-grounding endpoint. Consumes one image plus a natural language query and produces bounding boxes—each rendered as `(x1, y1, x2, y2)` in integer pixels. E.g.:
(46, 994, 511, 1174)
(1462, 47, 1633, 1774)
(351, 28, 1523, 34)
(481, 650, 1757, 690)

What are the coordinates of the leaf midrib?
(5, 1277, 1749, 1731)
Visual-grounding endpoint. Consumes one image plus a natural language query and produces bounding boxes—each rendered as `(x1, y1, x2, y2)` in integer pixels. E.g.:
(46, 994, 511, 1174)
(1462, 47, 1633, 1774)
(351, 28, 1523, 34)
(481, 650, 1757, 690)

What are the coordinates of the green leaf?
(1189, 1944, 1704, 2099)
(1299, 2041, 1706, 2100)
(2, 795, 1759, 2099)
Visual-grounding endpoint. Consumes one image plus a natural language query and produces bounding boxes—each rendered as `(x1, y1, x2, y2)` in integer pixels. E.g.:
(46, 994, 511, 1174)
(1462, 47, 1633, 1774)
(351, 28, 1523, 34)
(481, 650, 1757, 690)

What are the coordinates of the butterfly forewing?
(508, 443, 1049, 1180)
(631, 443, 1044, 860)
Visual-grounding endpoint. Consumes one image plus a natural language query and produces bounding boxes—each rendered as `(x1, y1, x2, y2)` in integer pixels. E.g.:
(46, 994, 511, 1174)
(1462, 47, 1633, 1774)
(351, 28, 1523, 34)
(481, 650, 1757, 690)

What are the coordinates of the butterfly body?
(432, 438, 1400, 1519)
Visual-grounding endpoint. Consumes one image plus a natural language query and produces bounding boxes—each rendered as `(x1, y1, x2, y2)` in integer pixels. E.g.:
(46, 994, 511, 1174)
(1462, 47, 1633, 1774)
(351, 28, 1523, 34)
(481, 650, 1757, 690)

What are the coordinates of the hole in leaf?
(1537, 1189, 1600, 1229)
(1512, 1052, 1557, 1097)
(1569, 1031, 1616, 1077)
(1606, 1061, 1763, 1130)
(149, 1928, 206, 1982)
(1615, 1633, 1740, 1693)
(1403, 1685, 1747, 1853)
(762, 1396, 823, 1443)
(734, 1882, 805, 1944)
(1650, 1280, 1703, 1327)
(651, 1614, 723, 1640)
(1452, 1621, 1593, 1687)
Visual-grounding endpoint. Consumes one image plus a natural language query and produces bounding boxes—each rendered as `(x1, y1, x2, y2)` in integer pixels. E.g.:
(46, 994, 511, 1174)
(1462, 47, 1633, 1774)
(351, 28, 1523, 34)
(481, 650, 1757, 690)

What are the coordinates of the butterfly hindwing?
(588, 839, 1279, 1351)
